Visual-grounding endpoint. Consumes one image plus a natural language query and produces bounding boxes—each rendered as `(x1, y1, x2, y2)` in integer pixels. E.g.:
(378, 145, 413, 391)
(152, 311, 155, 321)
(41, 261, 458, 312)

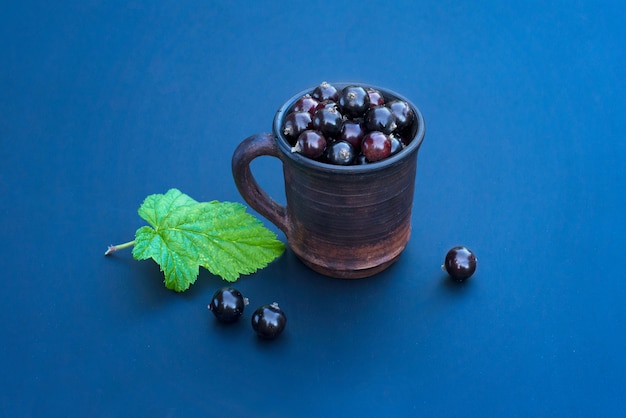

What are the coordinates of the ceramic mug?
(231, 83, 425, 278)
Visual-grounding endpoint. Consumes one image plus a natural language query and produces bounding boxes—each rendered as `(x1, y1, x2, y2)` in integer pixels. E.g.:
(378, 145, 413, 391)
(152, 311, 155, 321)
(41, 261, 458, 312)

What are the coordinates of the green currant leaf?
(131, 189, 285, 292)
(132, 226, 200, 292)
(136, 187, 199, 227)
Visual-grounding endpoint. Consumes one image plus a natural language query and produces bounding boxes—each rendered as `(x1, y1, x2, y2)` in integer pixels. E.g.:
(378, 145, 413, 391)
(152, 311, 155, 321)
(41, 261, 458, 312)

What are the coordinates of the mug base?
(298, 253, 402, 279)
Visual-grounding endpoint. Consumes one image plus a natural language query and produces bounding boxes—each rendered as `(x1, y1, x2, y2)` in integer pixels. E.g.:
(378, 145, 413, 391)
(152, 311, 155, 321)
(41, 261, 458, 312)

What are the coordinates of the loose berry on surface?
(442, 246, 477, 282)
(208, 287, 248, 323)
(251, 302, 287, 340)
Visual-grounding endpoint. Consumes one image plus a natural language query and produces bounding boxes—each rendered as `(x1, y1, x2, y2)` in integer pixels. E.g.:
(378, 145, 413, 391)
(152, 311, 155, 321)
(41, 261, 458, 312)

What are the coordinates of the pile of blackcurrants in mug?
(282, 82, 417, 165)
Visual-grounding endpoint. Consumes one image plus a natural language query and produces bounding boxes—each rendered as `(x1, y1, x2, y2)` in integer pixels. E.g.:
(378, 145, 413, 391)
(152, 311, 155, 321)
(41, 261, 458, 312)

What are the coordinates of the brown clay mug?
(231, 83, 425, 278)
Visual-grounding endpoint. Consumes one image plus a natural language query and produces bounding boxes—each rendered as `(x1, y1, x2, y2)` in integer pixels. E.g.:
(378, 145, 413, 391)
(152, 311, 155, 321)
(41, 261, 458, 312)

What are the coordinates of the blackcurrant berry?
(312, 106, 343, 138)
(291, 130, 327, 159)
(389, 134, 404, 156)
(387, 99, 416, 133)
(366, 87, 385, 107)
(251, 302, 287, 339)
(361, 131, 391, 162)
(311, 81, 339, 102)
(338, 119, 365, 150)
(355, 154, 369, 165)
(443, 246, 477, 282)
(282, 111, 313, 144)
(315, 100, 339, 112)
(338, 85, 370, 118)
(208, 287, 248, 323)
(395, 130, 413, 146)
(364, 105, 397, 134)
(324, 141, 356, 165)
(292, 94, 319, 115)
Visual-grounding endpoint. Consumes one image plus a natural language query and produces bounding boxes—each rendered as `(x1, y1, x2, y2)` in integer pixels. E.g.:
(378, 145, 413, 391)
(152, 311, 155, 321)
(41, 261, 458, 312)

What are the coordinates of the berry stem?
(104, 240, 135, 256)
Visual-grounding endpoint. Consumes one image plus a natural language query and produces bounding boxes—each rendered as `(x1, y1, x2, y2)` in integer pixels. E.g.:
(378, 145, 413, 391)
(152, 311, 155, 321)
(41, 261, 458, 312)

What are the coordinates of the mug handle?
(231, 132, 289, 235)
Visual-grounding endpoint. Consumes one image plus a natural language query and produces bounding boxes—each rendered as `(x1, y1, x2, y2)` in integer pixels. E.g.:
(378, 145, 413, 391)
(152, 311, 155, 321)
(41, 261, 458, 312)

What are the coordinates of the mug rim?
(272, 82, 425, 173)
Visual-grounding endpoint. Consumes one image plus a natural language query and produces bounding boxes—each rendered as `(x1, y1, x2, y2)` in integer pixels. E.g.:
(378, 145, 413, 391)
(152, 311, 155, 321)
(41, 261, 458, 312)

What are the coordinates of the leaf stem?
(105, 240, 135, 256)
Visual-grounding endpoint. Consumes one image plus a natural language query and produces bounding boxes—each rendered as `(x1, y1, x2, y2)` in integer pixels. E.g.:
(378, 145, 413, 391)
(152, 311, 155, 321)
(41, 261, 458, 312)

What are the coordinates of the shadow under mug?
(232, 83, 425, 278)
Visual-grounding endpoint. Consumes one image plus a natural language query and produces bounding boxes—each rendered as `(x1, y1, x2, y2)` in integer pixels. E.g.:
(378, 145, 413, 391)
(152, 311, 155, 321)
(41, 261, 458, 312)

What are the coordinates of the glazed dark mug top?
(232, 83, 425, 278)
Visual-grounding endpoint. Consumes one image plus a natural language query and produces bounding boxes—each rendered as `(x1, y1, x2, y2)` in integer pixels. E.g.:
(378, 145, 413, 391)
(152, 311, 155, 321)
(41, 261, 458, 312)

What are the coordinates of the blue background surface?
(2, 1, 625, 416)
